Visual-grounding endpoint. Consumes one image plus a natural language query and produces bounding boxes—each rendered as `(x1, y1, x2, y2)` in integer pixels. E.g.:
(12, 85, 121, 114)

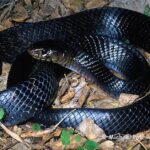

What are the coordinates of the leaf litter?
(0, 0, 150, 149)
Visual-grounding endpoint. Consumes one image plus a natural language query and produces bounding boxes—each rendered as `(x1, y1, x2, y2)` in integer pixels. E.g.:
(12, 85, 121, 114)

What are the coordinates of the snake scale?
(0, 7, 150, 135)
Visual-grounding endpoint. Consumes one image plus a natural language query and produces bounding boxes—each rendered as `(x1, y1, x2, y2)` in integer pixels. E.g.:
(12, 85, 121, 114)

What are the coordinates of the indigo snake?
(0, 7, 150, 135)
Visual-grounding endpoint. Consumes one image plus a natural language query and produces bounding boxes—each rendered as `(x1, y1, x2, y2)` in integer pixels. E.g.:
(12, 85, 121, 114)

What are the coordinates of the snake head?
(28, 47, 65, 63)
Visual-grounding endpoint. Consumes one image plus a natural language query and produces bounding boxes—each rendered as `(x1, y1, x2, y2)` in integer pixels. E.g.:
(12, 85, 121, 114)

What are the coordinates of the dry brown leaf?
(87, 94, 108, 102)
(88, 83, 110, 97)
(21, 126, 59, 138)
(78, 118, 106, 142)
(119, 93, 139, 106)
(58, 2, 71, 16)
(0, 19, 13, 31)
(78, 85, 90, 106)
(85, 0, 109, 9)
(58, 79, 69, 97)
(61, 101, 80, 108)
(100, 140, 114, 150)
(60, 88, 75, 103)
(12, 4, 28, 22)
(28, 9, 46, 22)
(62, 0, 83, 12)
(47, 138, 64, 150)
(42, 128, 61, 142)
(92, 99, 119, 108)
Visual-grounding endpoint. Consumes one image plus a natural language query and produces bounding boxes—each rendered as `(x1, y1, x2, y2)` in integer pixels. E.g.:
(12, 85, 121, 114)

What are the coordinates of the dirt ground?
(0, 0, 150, 149)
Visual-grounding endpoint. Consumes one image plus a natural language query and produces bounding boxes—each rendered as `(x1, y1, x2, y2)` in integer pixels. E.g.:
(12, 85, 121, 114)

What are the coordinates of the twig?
(0, 122, 23, 143)
(131, 139, 148, 150)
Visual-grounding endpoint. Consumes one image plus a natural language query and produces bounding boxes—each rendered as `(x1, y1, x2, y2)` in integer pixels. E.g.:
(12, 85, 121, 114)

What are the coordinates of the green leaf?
(61, 130, 71, 145)
(0, 108, 4, 120)
(77, 146, 84, 150)
(144, 4, 150, 16)
(32, 123, 41, 132)
(75, 135, 81, 143)
(84, 140, 98, 150)
(68, 129, 74, 135)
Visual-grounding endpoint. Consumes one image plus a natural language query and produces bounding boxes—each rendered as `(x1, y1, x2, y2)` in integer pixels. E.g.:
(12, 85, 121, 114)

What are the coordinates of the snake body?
(0, 55, 58, 126)
(29, 35, 150, 97)
(0, 7, 150, 135)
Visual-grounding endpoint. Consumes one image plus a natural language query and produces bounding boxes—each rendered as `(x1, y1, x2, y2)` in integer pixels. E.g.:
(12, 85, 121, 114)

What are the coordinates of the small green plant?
(60, 129, 74, 145)
(77, 146, 84, 150)
(75, 135, 81, 143)
(60, 129, 99, 150)
(32, 123, 41, 132)
(84, 140, 98, 150)
(144, 4, 150, 16)
(0, 108, 5, 120)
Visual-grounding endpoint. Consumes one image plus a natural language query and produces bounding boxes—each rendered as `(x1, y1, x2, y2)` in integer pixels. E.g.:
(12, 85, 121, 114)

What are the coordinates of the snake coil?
(0, 7, 149, 135)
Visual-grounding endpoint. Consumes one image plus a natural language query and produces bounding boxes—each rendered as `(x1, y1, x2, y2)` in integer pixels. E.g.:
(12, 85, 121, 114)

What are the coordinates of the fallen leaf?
(62, 0, 83, 12)
(85, 0, 109, 9)
(0, 19, 13, 31)
(100, 140, 114, 150)
(92, 98, 119, 108)
(77, 118, 106, 142)
(87, 94, 108, 102)
(47, 139, 64, 150)
(119, 93, 139, 106)
(78, 85, 90, 106)
(12, 4, 29, 22)
(42, 128, 61, 142)
(60, 88, 75, 104)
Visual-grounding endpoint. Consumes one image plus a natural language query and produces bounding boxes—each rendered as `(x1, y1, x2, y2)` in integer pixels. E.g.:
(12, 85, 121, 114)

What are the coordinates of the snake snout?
(28, 47, 61, 63)
(28, 48, 48, 61)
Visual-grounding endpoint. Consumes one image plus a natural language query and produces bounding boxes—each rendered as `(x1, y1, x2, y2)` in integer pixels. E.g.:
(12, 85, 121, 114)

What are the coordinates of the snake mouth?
(28, 48, 52, 61)
(28, 47, 61, 63)
(28, 48, 44, 59)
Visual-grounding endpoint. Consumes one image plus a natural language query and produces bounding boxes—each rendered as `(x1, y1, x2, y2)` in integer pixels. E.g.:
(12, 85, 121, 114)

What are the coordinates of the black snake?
(0, 7, 150, 135)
